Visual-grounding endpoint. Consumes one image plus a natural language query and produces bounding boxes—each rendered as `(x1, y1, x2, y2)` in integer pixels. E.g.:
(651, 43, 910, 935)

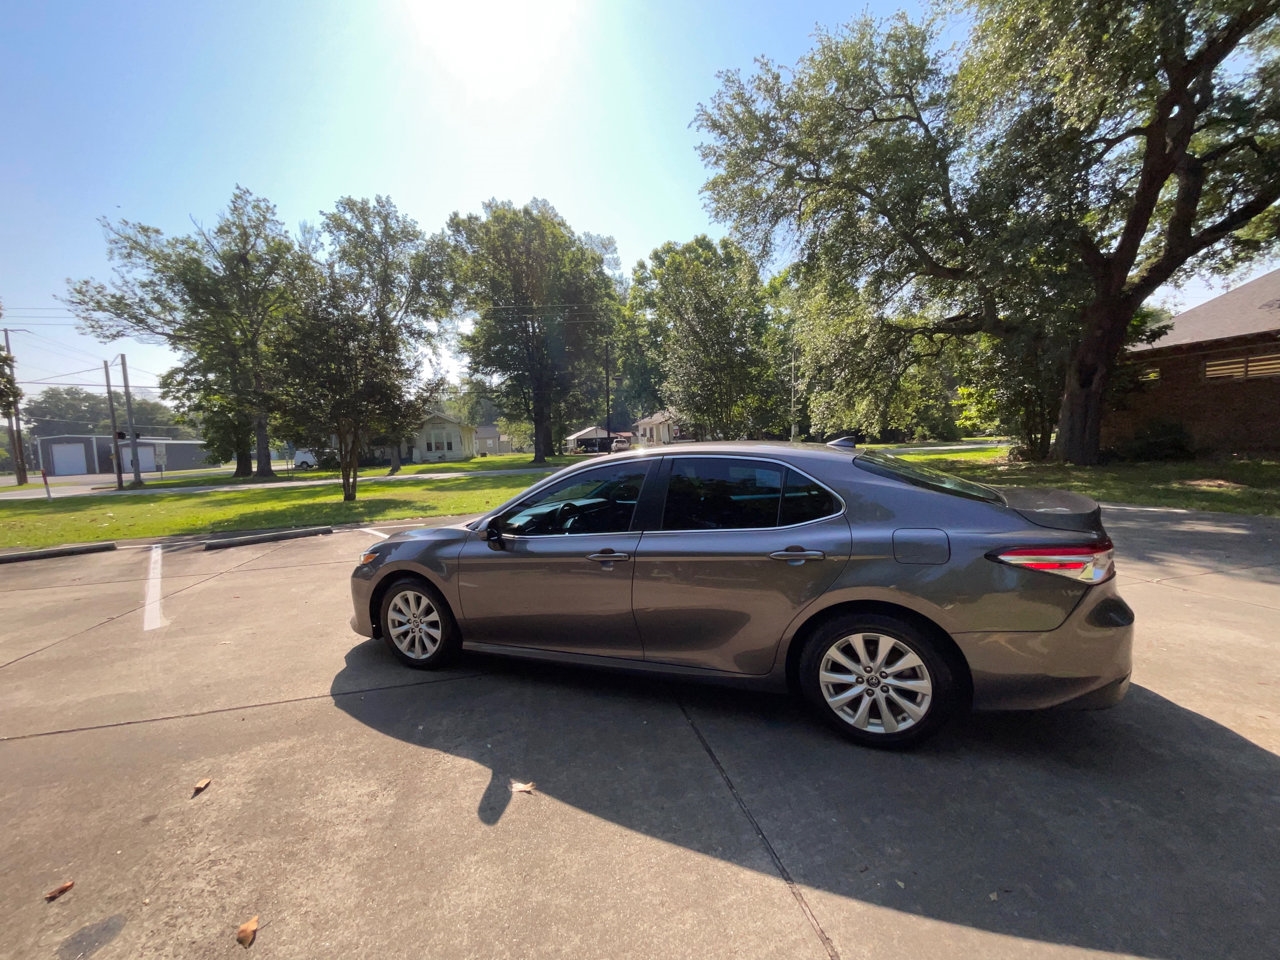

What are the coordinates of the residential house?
(635, 409, 683, 445)
(475, 424, 512, 456)
(1102, 269, 1280, 454)
(403, 412, 478, 463)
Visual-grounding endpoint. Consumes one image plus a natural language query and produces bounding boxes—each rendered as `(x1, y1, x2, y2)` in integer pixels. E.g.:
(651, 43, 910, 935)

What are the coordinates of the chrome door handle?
(769, 549, 825, 565)
(587, 552, 631, 563)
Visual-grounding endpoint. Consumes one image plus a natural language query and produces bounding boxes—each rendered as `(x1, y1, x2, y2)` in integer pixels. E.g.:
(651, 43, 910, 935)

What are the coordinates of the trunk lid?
(1000, 487, 1105, 535)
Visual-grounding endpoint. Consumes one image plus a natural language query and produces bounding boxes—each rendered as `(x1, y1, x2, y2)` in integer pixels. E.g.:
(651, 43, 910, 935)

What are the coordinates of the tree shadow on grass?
(333, 644, 1277, 960)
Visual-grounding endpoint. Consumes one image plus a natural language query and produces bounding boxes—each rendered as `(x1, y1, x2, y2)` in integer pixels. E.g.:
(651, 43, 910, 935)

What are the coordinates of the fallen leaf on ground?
(989, 891, 999, 901)
(236, 916, 258, 948)
(510, 780, 536, 794)
(895, 880, 905, 889)
(44, 881, 74, 902)
(192, 778, 212, 797)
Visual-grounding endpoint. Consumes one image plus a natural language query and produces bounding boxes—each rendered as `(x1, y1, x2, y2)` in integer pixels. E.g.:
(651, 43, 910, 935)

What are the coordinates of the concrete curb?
(0, 542, 118, 564)
(203, 526, 334, 550)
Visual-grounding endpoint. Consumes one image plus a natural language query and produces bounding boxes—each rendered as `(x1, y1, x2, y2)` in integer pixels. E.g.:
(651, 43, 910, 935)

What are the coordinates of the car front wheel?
(799, 613, 956, 748)
(379, 577, 460, 670)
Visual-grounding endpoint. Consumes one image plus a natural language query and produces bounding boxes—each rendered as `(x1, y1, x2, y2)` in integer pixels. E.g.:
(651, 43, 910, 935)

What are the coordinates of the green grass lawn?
(0, 473, 539, 550)
(140, 453, 577, 489)
(897, 447, 1009, 463)
(5, 448, 1279, 550)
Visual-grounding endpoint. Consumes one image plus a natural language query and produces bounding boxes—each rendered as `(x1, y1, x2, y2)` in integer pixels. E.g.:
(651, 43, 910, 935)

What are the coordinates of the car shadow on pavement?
(331, 643, 1277, 960)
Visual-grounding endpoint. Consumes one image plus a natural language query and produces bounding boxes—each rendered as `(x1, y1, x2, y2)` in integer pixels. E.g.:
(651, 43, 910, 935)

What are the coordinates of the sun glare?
(398, 0, 588, 101)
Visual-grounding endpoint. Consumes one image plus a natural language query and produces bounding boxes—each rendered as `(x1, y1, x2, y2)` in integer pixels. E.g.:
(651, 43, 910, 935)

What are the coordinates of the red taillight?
(992, 538, 1115, 583)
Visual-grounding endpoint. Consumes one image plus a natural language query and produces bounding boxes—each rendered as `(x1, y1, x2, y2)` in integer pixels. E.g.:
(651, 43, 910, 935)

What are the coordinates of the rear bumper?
(954, 580, 1134, 712)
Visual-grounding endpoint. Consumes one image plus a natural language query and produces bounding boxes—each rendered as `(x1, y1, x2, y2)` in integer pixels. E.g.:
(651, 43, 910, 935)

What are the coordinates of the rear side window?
(659, 458, 841, 530)
(662, 458, 783, 530)
(780, 468, 840, 525)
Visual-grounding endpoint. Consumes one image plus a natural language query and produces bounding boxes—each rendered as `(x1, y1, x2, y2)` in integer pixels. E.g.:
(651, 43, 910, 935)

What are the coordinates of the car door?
(632, 456, 850, 675)
(455, 460, 655, 658)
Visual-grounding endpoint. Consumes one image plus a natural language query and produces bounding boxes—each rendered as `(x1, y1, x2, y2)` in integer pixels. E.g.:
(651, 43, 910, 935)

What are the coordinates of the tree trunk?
(1052, 300, 1134, 465)
(253, 412, 275, 478)
(530, 391, 551, 464)
(339, 432, 358, 501)
(388, 443, 401, 476)
(233, 446, 253, 478)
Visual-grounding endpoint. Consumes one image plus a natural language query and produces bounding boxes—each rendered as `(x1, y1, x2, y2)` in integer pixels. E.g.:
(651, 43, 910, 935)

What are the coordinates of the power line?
(18, 380, 162, 389)
(12, 329, 113, 365)
(22, 367, 102, 383)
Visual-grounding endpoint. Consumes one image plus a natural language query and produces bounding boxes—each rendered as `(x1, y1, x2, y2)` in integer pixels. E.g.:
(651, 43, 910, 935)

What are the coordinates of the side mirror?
(485, 517, 506, 551)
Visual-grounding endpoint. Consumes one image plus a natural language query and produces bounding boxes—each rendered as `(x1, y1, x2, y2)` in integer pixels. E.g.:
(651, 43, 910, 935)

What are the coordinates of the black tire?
(378, 576, 460, 670)
(798, 613, 957, 749)
(297, 460, 313, 469)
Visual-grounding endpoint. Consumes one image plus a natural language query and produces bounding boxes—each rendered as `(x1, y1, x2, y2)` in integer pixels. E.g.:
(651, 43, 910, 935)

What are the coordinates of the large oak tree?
(697, 1, 1280, 463)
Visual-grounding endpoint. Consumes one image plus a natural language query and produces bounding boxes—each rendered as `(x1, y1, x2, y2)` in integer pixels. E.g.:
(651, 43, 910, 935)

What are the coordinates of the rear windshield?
(853, 450, 1004, 504)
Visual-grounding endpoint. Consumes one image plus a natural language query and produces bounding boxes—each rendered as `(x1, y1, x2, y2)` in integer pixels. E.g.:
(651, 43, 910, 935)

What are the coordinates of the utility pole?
(3, 327, 30, 484)
(604, 340, 611, 444)
(790, 342, 798, 441)
(119, 353, 144, 487)
(103, 360, 124, 490)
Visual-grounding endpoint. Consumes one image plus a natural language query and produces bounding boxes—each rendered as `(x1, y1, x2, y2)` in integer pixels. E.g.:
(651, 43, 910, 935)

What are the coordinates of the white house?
(635, 409, 682, 445)
(403, 412, 477, 463)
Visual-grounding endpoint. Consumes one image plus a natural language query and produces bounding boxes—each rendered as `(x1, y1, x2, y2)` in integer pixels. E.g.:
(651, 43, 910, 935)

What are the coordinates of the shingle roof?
(1140, 268, 1280, 350)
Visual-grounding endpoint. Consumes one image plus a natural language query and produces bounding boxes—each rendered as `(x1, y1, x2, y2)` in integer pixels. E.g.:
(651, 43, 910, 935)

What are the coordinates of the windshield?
(853, 449, 1004, 504)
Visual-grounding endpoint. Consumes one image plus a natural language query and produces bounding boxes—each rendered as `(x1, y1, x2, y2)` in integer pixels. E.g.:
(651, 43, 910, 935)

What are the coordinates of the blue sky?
(0, 0, 1267, 403)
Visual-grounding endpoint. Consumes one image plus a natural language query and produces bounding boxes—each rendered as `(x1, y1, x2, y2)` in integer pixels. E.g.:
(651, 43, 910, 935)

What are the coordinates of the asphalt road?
(0, 508, 1276, 960)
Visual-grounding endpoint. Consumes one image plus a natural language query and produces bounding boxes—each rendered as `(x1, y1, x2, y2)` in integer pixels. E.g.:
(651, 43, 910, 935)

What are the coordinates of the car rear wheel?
(379, 577, 459, 670)
(799, 613, 955, 748)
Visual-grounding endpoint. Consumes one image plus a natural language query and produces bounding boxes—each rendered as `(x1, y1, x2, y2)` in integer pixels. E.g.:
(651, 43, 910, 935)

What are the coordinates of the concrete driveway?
(0, 508, 1276, 960)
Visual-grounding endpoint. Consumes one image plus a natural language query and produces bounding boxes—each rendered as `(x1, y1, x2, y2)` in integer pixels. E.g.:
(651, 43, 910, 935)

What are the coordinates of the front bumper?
(350, 568, 376, 638)
(954, 579, 1134, 712)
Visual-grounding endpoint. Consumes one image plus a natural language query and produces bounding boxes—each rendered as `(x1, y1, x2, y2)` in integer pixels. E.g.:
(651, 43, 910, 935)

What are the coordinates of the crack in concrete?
(676, 696, 841, 960)
(0, 672, 483, 742)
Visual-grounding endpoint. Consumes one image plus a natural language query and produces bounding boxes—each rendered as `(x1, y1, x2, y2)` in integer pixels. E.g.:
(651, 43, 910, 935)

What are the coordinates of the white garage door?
(134, 446, 157, 472)
(51, 443, 88, 475)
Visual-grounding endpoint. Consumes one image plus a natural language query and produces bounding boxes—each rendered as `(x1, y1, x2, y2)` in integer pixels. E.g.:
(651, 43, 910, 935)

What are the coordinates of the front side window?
(498, 463, 648, 536)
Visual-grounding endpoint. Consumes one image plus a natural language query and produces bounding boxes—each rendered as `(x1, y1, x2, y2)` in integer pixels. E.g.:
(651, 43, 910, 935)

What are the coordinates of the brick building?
(1102, 269, 1280, 455)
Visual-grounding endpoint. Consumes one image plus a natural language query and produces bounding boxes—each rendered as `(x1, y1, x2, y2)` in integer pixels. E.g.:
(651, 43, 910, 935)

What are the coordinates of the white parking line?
(143, 545, 169, 631)
(357, 528, 389, 539)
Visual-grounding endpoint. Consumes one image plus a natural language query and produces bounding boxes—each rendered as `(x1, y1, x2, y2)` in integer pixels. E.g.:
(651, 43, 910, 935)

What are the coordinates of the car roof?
(590, 440, 860, 469)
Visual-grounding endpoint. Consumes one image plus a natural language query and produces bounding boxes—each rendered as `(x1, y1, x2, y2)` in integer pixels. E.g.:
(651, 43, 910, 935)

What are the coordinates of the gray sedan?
(350, 441, 1132, 748)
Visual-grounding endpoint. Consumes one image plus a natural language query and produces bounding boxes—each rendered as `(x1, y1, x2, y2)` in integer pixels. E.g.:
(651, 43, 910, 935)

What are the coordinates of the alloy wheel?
(818, 632, 934, 735)
(386, 589, 443, 660)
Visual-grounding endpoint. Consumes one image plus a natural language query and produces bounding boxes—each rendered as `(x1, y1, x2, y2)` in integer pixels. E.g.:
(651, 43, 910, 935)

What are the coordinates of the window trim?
(651, 454, 846, 534)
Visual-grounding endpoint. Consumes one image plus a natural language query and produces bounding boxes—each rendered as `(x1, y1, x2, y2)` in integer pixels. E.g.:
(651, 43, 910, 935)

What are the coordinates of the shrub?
(1112, 421, 1194, 461)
